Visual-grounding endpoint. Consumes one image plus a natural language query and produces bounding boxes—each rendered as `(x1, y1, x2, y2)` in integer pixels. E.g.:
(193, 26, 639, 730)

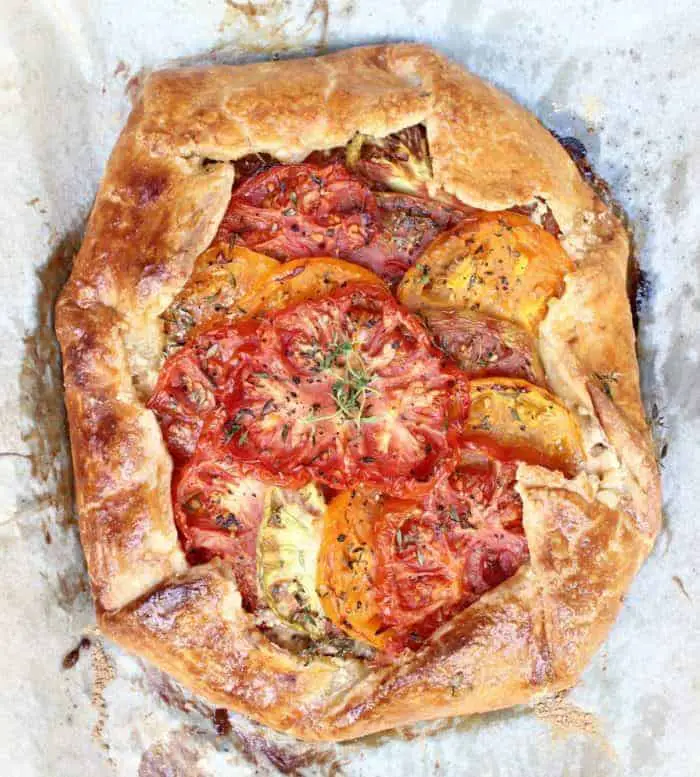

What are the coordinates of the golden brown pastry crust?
(56, 44, 660, 741)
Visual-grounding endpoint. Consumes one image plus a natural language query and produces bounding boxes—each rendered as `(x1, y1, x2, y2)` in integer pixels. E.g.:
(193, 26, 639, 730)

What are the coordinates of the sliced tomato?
(174, 461, 330, 620)
(351, 192, 466, 279)
(258, 484, 328, 638)
(465, 378, 584, 476)
(211, 283, 468, 494)
(215, 162, 377, 258)
(423, 452, 524, 536)
(302, 147, 347, 166)
(155, 283, 468, 496)
(318, 457, 527, 653)
(149, 319, 260, 463)
(173, 459, 268, 610)
(240, 256, 386, 316)
(317, 490, 387, 647)
(147, 350, 217, 465)
(214, 162, 464, 281)
(233, 153, 278, 185)
(370, 496, 465, 651)
(398, 211, 575, 333)
(421, 308, 546, 385)
(162, 244, 279, 346)
(375, 457, 526, 649)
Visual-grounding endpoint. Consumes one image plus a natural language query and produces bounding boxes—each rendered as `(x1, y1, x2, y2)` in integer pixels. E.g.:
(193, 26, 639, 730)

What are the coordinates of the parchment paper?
(1, 1, 698, 775)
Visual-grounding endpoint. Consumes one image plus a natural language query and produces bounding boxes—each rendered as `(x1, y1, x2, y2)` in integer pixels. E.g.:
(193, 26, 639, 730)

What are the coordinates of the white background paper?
(1, 1, 698, 775)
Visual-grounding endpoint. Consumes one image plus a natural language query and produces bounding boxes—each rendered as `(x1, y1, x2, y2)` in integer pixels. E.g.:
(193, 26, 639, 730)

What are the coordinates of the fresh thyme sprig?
(304, 339, 378, 427)
(319, 339, 353, 370)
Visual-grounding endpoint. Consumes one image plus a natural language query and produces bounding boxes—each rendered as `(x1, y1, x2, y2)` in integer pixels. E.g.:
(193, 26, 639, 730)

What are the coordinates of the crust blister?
(56, 43, 660, 740)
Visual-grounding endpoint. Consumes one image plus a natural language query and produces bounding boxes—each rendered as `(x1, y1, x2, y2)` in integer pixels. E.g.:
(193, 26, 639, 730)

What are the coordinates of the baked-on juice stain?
(213, 708, 232, 737)
(22, 230, 81, 524)
(554, 131, 651, 333)
(61, 637, 91, 669)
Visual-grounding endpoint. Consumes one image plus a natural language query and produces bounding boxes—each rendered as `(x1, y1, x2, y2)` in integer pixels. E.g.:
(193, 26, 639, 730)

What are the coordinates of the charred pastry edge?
(56, 44, 661, 741)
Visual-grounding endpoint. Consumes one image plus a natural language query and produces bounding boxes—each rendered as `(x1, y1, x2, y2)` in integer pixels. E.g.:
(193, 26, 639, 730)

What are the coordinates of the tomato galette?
(56, 44, 660, 741)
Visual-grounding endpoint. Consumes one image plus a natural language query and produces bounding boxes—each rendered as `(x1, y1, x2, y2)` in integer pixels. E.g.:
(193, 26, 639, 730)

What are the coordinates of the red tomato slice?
(215, 162, 377, 258)
(375, 458, 527, 649)
(208, 283, 468, 495)
(302, 148, 347, 166)
(319, 457, 528, 653)
(148, 318, 260, 464)
(214, 163, 465, 281)
(153, 283, 469, 497)
(351, 192, 466, 279)
(422, 453, 525, 538)
(233, 152, 278, 185)
(147, 350, 216, 465)
(173, 459, 267, 610)
(223, 285, 467, 493)
(421, 308, 546, 385)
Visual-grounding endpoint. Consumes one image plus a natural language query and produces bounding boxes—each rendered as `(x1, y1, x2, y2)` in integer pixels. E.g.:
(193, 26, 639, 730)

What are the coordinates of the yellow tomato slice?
(163, 244, 279, 343)
(398, 211, 574, 334)
(257, 484, 328, 638)
(465, 378, 583, 476)
(241, 256, 387, 316)
(317, 490, 392, 650)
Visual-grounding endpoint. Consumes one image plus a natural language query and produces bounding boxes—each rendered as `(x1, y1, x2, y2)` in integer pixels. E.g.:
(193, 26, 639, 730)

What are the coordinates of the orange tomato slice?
(163, 244, 279, 344)
(241, 256, 386, 315)
(398, 211, 574, 334)
(318, 464, 529, 653)
(317, 490, 392, 650)
(465, 378, 583, 476)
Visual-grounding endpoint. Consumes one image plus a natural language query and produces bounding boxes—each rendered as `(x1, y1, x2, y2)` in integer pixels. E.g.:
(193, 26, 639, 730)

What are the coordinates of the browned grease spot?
(126, 74, 143, 104)
(225, 0, 262, 19)
(21, 231, 81, 527)
(55, 569, 90, 611)
(91, 638, 116, 742)
(219, 0, 272, 33)
(672, 575, 691, 601)
(62, 636, 92, 669)
(349, 707, 525, 755)
(144, 665, 345, 775)
(306, 0, 329, 51)
(533, 693, 614, 756)
(138, 733, 206, 777)
(217, 0, 330, 55)
(114, 60, 130, 78)
(142, 666, 213, 719)
(213, 708, 232, 737)
(554, 132, 646, 333)
(227, 718, 345, 776)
